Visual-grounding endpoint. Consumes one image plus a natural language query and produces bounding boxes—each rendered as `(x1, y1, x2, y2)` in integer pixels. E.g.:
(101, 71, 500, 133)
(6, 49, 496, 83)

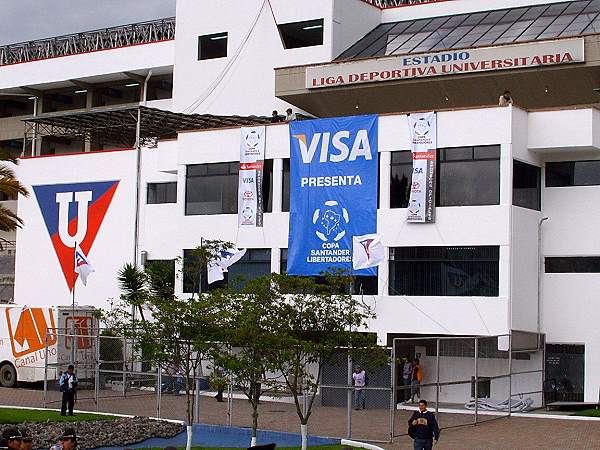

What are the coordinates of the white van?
(0, 304, 97, 387)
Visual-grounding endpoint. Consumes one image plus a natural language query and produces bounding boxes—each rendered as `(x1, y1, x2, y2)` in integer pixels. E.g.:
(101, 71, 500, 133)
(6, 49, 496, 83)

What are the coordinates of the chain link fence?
(28, 330, 545, 445)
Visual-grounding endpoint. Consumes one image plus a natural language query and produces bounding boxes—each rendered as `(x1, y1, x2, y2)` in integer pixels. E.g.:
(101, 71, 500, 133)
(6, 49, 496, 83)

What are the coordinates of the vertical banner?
(407, 112, 437, 223)
(287, 115, 378, 276)
(238, 126, 265, 227)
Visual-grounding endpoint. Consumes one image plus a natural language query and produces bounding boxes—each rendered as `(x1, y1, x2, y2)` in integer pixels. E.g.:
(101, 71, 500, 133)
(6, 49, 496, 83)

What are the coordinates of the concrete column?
(379, 151, 391, 210)
(33, 96, 43, 156)
(271, 246, 281, 274)
(84, 90, 94, 152)
(272, 158, 283, 213)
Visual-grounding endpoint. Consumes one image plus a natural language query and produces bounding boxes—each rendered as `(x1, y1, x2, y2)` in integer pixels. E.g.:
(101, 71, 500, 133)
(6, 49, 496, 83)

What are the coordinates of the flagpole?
(71, 241, 77, 365)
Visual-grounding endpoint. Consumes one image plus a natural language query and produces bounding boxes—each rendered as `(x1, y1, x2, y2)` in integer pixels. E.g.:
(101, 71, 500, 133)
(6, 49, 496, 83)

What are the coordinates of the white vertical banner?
(407, 112, 437, 223)
(238, 126, 266, 228)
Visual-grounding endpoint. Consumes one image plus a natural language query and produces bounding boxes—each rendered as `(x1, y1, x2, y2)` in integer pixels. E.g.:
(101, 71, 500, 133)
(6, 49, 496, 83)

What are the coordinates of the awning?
(22, 105, 272, 147)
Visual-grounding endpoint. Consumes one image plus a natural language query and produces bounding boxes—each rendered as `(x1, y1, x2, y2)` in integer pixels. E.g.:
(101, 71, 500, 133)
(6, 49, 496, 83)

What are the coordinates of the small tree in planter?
(271, 272, 386, 450)
(211, 279, 282, 447)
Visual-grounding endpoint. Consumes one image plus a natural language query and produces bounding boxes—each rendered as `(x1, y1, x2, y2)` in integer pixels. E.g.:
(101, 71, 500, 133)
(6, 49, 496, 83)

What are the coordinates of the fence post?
(122, 336, 127, 397)
(195, 375, 201, 424)
(435, 338, 440, 422)
(474, 337, 479, 425)
(390, 344, 396, 443)
(541, 340, 546, 408)
(508, 334, 513, 417)
(347, 352, 352, 439)
(227, 368, 233, 427)
(43, 332, 49, 409)
(154, 364, 161, 419)
(95, 331, 100, 412)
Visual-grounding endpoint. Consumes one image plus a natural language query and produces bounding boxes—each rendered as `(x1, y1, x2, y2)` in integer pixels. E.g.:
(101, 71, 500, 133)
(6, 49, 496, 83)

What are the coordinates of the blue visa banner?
(287, 115, 378, 276)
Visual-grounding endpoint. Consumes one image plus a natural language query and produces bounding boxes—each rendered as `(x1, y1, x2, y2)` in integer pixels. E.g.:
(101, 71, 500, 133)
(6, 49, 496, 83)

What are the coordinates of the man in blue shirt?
(408, 399, 440, 450)
(59, 365, 78, 416)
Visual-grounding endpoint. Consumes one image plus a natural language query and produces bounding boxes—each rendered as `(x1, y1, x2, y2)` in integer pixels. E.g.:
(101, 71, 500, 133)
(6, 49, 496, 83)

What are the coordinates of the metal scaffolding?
(0, 17, 175, 66)
(364, 0, 448, 7)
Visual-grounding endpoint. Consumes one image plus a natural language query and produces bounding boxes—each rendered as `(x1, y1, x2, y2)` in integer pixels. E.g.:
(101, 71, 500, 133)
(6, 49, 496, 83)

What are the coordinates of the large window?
(546, 160, 600, 187)
(147, 182, 177, 204)
(198, 32, 228, 60)
(282, 158, 290, 212)
(545, 257, 600, 273)
(280, 249, 378, 295)
(183, 248, 271, 293)
(513, 160, 541, 210)
(389, 246, 499, 297)
(185, 161, 273, 215)
(278, 19, 324, 49)
(390, 146, 500, 208)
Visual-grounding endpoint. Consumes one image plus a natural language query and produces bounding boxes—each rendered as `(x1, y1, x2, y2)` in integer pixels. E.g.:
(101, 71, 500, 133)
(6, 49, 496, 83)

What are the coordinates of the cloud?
(0, 0, 176, 45)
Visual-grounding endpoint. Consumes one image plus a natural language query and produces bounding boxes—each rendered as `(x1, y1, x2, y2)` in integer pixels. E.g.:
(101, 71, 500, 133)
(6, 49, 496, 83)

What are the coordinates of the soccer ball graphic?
(312, 200, 349, 242)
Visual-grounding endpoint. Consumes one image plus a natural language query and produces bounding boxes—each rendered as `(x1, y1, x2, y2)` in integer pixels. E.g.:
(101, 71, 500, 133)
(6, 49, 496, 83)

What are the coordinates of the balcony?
(0, 17, 175, 67)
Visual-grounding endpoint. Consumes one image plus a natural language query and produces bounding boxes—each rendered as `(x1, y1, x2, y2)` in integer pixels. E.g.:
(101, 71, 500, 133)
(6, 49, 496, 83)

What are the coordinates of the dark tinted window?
(513, 160, 541, 210)
(198, 32, 228, 60)
(278, 19, 324, 49)
(545, 257, 600, 273)
(546, 160, 600, 187)
(282, 158, 291, 212)
(185, 161, 273, 215)
(147, 182, 177, 204)
(183, 248, 271, 293)
(390, 146, 500, 208)
(389, 246, 499, 296)
(280, 249, 377, 295)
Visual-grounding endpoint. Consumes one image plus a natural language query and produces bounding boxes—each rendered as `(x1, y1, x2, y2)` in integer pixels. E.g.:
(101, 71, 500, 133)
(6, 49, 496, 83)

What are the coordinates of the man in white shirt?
(352, 366, 367, 410)
(499, 90, 513, 106)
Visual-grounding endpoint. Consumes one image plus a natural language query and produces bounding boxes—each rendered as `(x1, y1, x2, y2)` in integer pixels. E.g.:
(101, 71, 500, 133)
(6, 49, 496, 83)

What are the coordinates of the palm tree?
(117, 263, 148, 322)
(0, 156, 28, 235)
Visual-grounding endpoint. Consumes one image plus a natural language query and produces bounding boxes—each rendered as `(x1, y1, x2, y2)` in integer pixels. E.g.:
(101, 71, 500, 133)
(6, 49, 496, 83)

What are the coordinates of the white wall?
(331, 0, 381, 59)
(0, 42, 174, 90)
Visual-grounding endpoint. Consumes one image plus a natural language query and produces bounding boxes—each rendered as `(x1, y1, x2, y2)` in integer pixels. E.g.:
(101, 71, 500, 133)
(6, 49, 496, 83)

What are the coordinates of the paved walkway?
(2, 387, 600, 449)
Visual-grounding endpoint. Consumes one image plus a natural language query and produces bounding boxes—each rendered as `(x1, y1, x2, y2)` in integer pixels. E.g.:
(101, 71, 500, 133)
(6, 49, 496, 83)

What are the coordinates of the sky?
(0, 0, 176, 45)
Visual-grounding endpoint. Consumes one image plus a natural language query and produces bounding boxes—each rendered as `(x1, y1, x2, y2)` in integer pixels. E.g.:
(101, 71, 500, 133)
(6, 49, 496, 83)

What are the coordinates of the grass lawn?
(573, 408, 600, 417)
(0, 407, 119, 424)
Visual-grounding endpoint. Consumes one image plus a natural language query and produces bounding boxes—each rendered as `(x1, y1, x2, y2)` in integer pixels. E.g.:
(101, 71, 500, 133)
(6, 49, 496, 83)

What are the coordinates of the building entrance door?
(545, 344, 585, 403)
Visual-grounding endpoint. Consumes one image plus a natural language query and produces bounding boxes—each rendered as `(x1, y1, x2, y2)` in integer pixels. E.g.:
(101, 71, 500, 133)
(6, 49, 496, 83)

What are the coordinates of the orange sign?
(65, 316, 93, 350)
(6, 307, 57, 358)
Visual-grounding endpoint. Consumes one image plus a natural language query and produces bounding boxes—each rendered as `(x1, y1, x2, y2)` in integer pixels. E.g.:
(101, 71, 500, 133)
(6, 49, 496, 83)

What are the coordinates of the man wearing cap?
(352, 365, 367, 410)
(0, 427, 23, 450)
(50, 428, 77, 450)
(59, 365, 78, 416)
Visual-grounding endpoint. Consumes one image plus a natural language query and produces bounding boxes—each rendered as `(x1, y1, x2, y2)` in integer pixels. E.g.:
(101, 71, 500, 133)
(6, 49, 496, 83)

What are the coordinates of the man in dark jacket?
(0, 427, 23, 450)
(408, 399, 440, 450)
(59, 365, 78, 416)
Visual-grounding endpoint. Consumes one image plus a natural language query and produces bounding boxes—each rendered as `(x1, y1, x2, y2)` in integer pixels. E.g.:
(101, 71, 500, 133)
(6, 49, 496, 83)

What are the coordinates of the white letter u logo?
(55, 191, 92, 247)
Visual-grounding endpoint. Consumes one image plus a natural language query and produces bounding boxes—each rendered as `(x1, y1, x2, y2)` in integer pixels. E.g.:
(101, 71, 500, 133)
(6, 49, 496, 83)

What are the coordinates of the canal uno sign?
(306, 38, 584, 89)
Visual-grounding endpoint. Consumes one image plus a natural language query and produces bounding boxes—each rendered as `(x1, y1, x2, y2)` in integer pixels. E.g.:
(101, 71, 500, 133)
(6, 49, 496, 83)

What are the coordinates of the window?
(280, 249, 378, 295)
(144, 259, 176, 295)
(278, 19, 324, 49)
(282, 158, 290, 212)
(198, 32, 228, 60)
(546, 160, 600, 187)
(185, 161, 273, 215)
(147, 182, 177, 204)
(389, 246, 499, 296)
(183, 248, 271, 293)
(390, 146, 500, 208)
(513, 160, 541, 211)
(545, 257, 600, 273)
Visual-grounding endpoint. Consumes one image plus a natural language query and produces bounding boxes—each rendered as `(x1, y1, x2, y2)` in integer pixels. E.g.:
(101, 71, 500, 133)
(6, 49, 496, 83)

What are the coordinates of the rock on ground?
(0, 416, 183, 449)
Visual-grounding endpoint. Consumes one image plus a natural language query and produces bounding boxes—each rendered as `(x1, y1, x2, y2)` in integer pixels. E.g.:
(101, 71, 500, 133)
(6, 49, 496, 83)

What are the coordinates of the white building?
(1, 0, 600, 403)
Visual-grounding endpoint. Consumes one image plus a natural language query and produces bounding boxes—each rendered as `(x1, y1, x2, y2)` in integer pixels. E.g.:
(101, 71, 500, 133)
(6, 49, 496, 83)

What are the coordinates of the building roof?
(338, 0, 600, 60)
(22, 105, 272, 148)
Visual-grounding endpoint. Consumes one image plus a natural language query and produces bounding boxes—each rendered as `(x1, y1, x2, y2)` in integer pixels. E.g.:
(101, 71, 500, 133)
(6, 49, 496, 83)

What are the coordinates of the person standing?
(1, 427, 23, 450)
(408, 400, 440, 450)
(402, 358, 413, 402)
(59, 364, 78, 416)
(411, 358, 422, 403)
(499, 90, 513, 106)
(285, 108, 297, 122)
(352, 365, 367, 410)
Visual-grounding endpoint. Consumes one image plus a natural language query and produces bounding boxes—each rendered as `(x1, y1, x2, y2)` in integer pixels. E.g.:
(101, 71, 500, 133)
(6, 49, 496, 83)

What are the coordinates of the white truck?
(0, 304, 97, 387)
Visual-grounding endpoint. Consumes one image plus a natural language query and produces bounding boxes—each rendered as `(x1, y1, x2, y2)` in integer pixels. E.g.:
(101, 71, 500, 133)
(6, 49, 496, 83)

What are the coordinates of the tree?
(271, 272, 384, 450)
(0, 156, 28, 238)
(117, 263, 148, 321)
(211, 278, 282, 447)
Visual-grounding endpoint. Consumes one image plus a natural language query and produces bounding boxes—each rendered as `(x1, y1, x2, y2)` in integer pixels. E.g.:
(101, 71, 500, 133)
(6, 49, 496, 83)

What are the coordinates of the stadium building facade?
(2, 0, 600, 403)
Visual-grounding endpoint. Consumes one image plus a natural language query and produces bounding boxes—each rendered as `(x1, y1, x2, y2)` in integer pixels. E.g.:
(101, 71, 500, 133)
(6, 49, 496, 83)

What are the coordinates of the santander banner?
(306, 38, 584, 89)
